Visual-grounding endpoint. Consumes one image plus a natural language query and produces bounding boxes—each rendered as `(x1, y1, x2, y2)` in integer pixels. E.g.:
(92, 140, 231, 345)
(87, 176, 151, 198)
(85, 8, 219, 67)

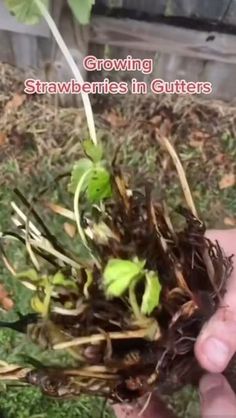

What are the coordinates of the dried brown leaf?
(160, 118, 172, 137)
(150, 115, 162, 126)
(2, 297, 14, 311)
(189, 131, 210, 149)
(214, 153, 227, 165)
(44, 202, 75, 221)
(224, 217, 236, 226)
(64, 222, 76, 238)
(0, 283, 14, 311)
(5, 93, 26, 113)
(0, 132, 7, 146)
(103, 110, 127, 128)
(218, 173, 235, 190)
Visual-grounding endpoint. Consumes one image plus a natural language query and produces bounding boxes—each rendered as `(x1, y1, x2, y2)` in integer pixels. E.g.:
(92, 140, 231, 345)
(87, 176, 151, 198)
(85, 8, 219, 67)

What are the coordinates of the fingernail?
(204, 337, 230, 369)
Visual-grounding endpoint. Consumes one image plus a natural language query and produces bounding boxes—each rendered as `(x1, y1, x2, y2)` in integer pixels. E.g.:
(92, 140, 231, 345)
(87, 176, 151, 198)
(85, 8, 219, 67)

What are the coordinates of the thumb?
(195, 230, 236, 373)
(199, 373, 236, 417)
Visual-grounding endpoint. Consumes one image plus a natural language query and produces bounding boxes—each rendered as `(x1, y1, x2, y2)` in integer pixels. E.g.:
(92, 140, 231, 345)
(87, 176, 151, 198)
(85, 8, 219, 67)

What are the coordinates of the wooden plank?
(123, 0, 166, 13)
(108, 46, 155, 81)
(11, 33, 38, 69)
(156, 54, 205, 82)
(224, 0, 236, 25)
(98, 0, 167, 14)
(88, 43, 105, 81)
(0, 30, 14, 65)
(203, 61, 236, 101)
(96, 0, 233, 20)
(0, 1, 50, 37)
(170, 0, 231, 20)
(91, 16, 236, 64)
(96, 0, 232, 19)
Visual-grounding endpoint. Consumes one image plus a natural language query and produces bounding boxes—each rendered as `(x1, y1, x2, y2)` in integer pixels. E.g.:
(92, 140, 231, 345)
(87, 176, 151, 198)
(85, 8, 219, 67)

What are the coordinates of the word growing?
(83, 55, 153, 75)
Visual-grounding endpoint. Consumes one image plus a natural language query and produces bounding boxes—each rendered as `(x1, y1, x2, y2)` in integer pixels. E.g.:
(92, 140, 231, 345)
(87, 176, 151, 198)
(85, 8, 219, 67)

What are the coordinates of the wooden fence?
(0, 0, 236, 104)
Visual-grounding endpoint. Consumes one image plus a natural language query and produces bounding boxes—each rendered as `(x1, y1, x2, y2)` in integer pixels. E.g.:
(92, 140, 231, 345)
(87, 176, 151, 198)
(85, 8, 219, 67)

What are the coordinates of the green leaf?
(141, 271, 162, 316)
(4, 0, 49, 24)
(68, 0, 95, 25)
(31, 282, 53, 316)
(16, 269, 39, 282)
(83, 139, 103, 163)
(31, 295, 45, 314)
(52, 271, 67, 285)
(104, 259, 145, 297)
(52, 271, 77, 290)
(68, 158, 93, 193)
(87, 167, 112, 203)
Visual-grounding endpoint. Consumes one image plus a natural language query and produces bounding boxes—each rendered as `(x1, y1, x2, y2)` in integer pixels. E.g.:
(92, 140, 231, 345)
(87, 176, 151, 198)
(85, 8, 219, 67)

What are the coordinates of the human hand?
(195, 229, 236, 417)
(114, 375, 236, 418)
(195, 229, 236, 373)
(199, 373, 236, 417)
(113, 393, 177, 418)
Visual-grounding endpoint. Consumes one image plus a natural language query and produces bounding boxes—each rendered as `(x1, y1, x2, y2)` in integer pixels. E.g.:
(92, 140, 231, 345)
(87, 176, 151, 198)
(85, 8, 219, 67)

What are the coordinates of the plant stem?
(43, 283, 53, 317)
(74, 168, 93, 247)
(156, 133, 198, 218)
(34, 0, 97, 145)
(53, 328, 149, 350)
(156, 133, 221, 302)
(129, 280, 143, 321)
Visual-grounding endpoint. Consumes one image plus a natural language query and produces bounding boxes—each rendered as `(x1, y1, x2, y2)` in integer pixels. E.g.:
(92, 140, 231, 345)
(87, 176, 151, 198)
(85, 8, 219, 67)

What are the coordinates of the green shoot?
(83, 140, 103, 163)
(74, 167, 94, 247)
(128, 280, 143, 321)
(103, 258, 162, 317)
(73, 165, 112, 246)
(141, 271, 162, 315)
(104, 258, 145, 297)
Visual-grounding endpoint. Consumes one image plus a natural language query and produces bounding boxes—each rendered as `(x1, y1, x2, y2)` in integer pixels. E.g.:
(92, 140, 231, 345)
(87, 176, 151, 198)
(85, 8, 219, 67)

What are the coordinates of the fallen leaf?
(218, 173, 235, 189)
(74, 110, 85, 128)
(64, 222, 76, 238)
(103, 110, 127, 128)
(192, 130, 210, 140)
(44, 202, 75, 221)
(224, 217, 236, 226)
(190, 131, 210, 149)
(0, 132, 7, 146)
(150, 115, 162, 126)
(0, 283, 14, 311)
(2, 297, 14, 311)
(5, 93, 26, 113)
(214, 153, 227, 164)
(160, 118, 172, 137)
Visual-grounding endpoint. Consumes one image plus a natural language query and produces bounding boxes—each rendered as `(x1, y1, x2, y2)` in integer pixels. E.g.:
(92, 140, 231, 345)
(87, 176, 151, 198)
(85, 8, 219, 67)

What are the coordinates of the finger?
(195, 230, 236, 373)
(199, 373, 236, 417)
(113, 393, 177, 418)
